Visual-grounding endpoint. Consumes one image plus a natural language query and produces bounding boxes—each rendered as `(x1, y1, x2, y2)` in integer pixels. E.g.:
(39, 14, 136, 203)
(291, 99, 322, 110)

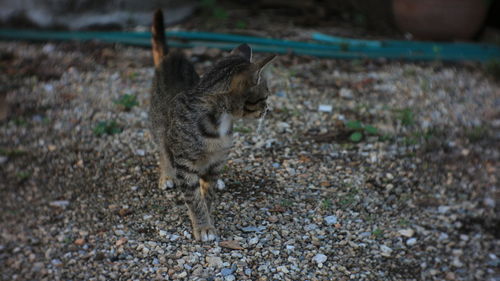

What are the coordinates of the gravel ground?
(0, 41, 499, 281)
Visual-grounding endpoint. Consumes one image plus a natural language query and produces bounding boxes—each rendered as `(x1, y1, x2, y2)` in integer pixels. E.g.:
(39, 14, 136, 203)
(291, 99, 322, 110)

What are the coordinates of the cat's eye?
(246, 97, 267, 105)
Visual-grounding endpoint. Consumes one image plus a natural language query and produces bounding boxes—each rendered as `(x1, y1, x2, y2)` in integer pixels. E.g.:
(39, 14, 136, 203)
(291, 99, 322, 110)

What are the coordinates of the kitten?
(149, 9, 276, 241)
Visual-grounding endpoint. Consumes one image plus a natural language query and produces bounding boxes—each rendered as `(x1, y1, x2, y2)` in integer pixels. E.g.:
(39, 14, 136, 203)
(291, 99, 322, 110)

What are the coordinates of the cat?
(149, 9, 276, 241)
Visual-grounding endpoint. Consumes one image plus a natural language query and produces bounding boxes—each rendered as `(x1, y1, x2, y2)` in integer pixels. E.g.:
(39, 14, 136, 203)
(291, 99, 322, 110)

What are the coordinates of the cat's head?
(228, 45, 276, 118)
(204, 44, 275, 118)
(230, 44, 275, 118)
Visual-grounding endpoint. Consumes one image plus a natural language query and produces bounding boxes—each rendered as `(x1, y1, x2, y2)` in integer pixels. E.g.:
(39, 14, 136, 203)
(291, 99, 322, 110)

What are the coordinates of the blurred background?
(0, 0, 499, 43)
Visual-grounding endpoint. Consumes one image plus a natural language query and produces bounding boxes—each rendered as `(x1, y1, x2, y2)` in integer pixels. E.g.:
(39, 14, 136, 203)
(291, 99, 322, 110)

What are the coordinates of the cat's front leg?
(177, 171, 217, 241)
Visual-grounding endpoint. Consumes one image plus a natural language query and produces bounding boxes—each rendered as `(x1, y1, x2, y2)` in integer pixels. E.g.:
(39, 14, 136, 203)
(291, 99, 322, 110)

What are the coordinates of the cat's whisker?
(256, 103, 269, 134)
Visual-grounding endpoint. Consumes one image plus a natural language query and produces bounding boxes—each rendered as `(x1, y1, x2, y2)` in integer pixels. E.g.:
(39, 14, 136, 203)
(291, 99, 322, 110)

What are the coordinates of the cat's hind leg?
(158, 146, 175, 189)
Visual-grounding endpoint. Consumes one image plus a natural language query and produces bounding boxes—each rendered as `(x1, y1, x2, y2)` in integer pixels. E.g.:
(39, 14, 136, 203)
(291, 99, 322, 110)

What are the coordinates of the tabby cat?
(149, 9, 276, 241)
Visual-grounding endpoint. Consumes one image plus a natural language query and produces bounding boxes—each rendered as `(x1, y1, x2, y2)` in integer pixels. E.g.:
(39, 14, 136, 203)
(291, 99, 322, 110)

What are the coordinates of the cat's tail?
(151, 9, 168, 67)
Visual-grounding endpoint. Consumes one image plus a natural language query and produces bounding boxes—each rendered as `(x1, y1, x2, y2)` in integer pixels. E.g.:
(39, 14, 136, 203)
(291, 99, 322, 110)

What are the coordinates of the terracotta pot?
(392, 0, 489, 41)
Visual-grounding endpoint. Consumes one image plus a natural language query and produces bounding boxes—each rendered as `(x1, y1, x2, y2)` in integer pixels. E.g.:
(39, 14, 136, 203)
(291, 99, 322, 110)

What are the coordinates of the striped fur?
(149, 10, 276, 241)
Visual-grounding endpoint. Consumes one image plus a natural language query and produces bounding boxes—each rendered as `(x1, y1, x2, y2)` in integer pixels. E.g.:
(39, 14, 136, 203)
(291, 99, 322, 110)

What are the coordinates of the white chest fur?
(218, 113, 233, 136)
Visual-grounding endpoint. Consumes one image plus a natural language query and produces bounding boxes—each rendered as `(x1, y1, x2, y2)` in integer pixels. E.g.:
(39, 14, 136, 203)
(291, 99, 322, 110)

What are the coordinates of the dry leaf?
(115, 237, 127, 246)
(268, 215, 279, 223)
(269, 204, 285, 213)
(74, 238, 85, 246)
(220, 240, 243, 250)
(118, 208, 133, 217)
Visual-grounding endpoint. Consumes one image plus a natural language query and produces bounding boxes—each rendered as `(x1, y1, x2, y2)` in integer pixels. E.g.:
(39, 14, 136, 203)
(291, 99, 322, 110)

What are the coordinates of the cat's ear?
(231, 44, 252, 61)
(252, 54, 276, 84)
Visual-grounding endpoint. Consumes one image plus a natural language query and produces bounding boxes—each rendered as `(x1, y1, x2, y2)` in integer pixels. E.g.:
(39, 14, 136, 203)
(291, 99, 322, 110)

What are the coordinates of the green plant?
(93, 120, 122, 137)
(13, 117, 28, 127)
(466, 126, 488, 142)
(320, 199, 332, 209)
(372, 228, 384, 238)
(63, 236, 72, 244)
(281, 107, 301, 117)
(485, 59, 500, 80)
(16, 171, 30, 181)
(394, 108, 414, 126)
(339, 42, 350, 52)
(280, 199, 293, 207)
(398, 218, 410, 226)
(201, 0, 228, 20)
(235, 20, 247, 29)
(233, 126, 251, 134)
(115, 94, 138, 111)
(0, 148, 26, 157)
(345, 120, 379, 142)
(338, 189, 358, 206)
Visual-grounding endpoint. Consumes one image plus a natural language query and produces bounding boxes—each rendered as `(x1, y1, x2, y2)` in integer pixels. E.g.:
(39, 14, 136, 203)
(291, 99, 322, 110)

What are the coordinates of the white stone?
(398, 229, 415, 237)
(318, 104, 333, 112)
(313, 253, 327, 264)
(324, 215, 338, 225)
(339, 88, 353, 99)
(206, 256, 223, 268)
(49, 200, 70, 208)
(380, 245, 392, 257)
(249, 237, 259, 245)
(406, 238, 417, 246)
(218, 113, 233, 136)
(438, 206, 450, 213)
(216, 179, 226, 190)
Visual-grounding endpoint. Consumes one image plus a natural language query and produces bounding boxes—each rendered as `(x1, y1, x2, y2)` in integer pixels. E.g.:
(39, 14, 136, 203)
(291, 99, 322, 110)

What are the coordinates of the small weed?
(63, 236, 72, 244)
(405, 152, 416, 158)
(93, 120, 122, 137)
(403, 68, 417, 77)
(372, 228, 384, 238)
(233, 126, 251, 134)
(280, 199, 293, 207)
(125, 159, 134, 167)
(394, 108, 414, 126)
(127, 71, 139, 80)
(320, 199, 332, 209)
(42, 116, 51, 125)
(403, 136, 419, 146)
(339, 42, 349, 52)
(13, 117, 28, 127)
(235, 20, 247, 29)
(338, 189, 358, 206)
(485, 59, 500, 80)
(16, 171, 31, 181)
(115, 94, 138, 111)
(399, 193, 412, 202)
(364, 213, 376, 222)
(281, 107, 301, 117)
(201, 0, 228, 20)
(398, 218, 410, 226)
(0, 148, 26, 157)
(378, 134, 394, 142)
(345, 120, 379, 143)
(466, 126, 488, 142)
(420, 79, 431, 92)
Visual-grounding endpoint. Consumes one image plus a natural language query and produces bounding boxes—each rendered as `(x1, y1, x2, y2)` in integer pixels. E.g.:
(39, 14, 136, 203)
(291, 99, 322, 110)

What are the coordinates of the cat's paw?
(216, 179, 226, 190)
(158, 178, 174, 190)
(193, 225, 217, 242)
